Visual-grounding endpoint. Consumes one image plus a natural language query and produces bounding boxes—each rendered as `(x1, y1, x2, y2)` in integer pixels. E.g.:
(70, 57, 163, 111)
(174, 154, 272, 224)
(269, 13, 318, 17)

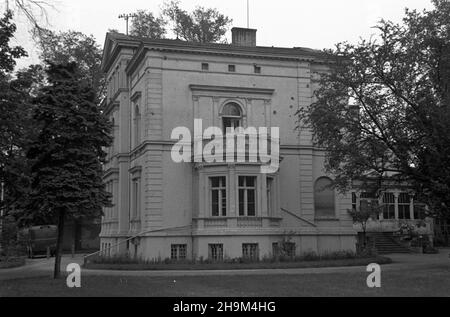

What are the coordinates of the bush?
(423, 246, 439, 254)
(88, 249, 377, 267)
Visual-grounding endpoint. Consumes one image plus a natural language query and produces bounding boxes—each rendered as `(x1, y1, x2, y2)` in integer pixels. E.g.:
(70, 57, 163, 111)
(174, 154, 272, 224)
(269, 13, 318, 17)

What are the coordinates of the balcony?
(192, 135, 276, 165)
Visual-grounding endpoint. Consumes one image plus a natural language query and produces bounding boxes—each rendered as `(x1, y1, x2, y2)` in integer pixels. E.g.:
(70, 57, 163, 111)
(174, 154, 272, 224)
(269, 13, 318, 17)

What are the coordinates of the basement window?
(209, 244, 224, 261)
(228, 64, 236, 72)
(171, 244, 187, 260)
(242, 244, 259, 261)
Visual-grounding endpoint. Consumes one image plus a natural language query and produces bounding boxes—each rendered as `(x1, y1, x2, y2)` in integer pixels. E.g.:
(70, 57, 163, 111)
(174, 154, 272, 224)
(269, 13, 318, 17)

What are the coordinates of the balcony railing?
(237, 217, 263, 228)
(193, 216, 281, 229)
(192, 135, 275, 164)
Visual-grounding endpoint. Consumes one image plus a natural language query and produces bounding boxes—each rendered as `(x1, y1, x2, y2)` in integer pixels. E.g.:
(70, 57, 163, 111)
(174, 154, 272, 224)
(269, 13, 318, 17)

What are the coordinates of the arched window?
(134, 105, 141, 147)
(314, 177, 335, 218)
(221, 102, 242, 130)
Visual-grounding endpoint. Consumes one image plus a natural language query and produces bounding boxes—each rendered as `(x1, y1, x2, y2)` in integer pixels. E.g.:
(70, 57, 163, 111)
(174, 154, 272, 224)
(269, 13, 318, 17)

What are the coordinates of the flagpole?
(247, 0, 249, 28)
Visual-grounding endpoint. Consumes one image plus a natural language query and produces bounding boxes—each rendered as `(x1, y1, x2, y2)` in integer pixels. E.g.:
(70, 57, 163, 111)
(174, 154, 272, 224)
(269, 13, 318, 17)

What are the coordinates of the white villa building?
(99, 28, 430, 261)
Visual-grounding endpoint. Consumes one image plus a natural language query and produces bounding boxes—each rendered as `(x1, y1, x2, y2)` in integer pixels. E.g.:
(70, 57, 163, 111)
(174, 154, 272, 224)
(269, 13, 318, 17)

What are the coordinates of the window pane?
(212, 190, 219, 216)
(247, 189, 256, 216)
(221, 189, 227, 216)
(399, 205, 410, 219)
(267, 178, 273, 215)
(398, 193, 410, 204)
(246, 176, 255, 187)
(211, 177, 219, 188)
(383, 193, 395, 204)
(222, 103, 241, 116)
(239, 189, 245, 216)
(239, 176, 245, 187)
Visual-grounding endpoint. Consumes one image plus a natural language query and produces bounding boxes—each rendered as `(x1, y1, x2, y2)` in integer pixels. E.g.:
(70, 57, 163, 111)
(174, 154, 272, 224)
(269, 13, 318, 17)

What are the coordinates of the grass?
(0, 257, 26, 269)
(84, 256, 392, 271)
(2, 263, 450, 296)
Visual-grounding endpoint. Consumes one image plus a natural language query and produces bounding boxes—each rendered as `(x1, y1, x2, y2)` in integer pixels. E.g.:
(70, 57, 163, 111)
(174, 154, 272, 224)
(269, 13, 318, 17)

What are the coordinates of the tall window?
(382, 192, 395, 219)
(221, 103, 242, 131)
(239, 176, 257, 216)
(314, 177, 335, 218)
(134, 104, 141, 147)
(267, 177, 274, 215)
(351, 192, 357, 212)
(398, 193, 411, 219)
(209, 244, 223, 261)
(210, 177, 227, 217)
(110, 118, 115, 157)
(131, 178, 141, 219)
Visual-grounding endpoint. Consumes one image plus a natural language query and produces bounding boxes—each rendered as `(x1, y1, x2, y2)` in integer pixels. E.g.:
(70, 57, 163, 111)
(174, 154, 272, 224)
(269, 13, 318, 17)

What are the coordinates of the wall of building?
(100, 38, 357, 260)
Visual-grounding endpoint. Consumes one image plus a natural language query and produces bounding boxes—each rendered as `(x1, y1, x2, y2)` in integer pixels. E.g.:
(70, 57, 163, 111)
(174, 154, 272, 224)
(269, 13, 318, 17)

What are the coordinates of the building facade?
(99, 28, 357, 261)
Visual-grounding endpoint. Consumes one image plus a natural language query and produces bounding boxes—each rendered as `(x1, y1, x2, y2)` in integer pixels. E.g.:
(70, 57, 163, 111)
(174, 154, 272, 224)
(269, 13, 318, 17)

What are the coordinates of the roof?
(101, 32, 330, 74)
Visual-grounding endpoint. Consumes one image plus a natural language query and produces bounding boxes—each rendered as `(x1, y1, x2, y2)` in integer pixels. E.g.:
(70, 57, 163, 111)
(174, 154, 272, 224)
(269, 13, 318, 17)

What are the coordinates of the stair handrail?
(280, 208, 317, 228)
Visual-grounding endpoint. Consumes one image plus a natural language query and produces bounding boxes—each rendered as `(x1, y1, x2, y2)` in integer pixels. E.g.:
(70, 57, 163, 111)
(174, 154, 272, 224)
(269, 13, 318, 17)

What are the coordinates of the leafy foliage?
(162, 0, 232, 43)
(298, 0, 450, 219)
(22, 62, 112, 226)
(130, 10, 167, 39)
(0, 11, 35, 216)
(0, 11, 27, 77)
(36, 29, 104, 101)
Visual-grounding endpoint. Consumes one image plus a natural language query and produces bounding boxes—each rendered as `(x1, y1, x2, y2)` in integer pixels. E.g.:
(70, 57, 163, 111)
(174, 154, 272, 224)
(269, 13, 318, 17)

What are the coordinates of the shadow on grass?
(0, 257, 26, 269)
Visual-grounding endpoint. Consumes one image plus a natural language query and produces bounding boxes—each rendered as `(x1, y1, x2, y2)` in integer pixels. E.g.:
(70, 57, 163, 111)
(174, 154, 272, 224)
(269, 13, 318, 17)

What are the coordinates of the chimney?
(231, 27, 257, 47)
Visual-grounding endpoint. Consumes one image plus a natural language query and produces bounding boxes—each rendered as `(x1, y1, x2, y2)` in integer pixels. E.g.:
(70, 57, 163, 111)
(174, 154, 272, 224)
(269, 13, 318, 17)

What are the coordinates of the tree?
(0, 10, 29, 215)
(298, 0, 450, 220)
(130, 9, 166, 39)
(0, 10, 27, 77)
(36, 30, 104, 101)
(162, 0, 232, 43)
(348, 198, 381, 249)
(23, 62, 112, 278)
(6, 0, 56, 32)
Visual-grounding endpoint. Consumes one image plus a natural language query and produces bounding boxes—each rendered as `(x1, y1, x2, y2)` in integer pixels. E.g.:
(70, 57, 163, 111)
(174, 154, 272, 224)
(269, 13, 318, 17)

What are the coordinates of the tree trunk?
(53, 210, 66, 279)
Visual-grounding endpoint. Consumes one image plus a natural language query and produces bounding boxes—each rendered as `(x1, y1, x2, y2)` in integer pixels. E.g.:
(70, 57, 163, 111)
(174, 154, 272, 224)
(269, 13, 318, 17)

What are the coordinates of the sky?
(3, 0, 435, 70)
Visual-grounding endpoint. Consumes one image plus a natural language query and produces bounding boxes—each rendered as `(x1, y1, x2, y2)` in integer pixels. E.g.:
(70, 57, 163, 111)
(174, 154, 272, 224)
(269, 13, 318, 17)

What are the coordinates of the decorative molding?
(103, 101, 120, 116)
(190, 84, 275, 96)
(103, 168, 119, 180)
(129, 166, 143, 175)
(130, 91, 142, 102)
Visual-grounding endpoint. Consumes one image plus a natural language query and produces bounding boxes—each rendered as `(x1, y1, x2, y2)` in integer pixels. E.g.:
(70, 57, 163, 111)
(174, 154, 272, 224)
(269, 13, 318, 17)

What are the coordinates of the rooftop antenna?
(247, 0, 249, 28)
(118, 13, 137, 35)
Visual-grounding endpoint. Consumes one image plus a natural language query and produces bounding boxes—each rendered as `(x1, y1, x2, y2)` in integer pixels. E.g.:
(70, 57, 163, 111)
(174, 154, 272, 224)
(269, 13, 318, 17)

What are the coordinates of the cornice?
(189, 84, 275, 96)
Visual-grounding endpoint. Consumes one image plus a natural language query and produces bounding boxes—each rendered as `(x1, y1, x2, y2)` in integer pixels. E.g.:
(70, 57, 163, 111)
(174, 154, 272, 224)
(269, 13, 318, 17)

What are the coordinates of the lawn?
(0, 257, 26, 269)
(1, 264, 450, 297)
